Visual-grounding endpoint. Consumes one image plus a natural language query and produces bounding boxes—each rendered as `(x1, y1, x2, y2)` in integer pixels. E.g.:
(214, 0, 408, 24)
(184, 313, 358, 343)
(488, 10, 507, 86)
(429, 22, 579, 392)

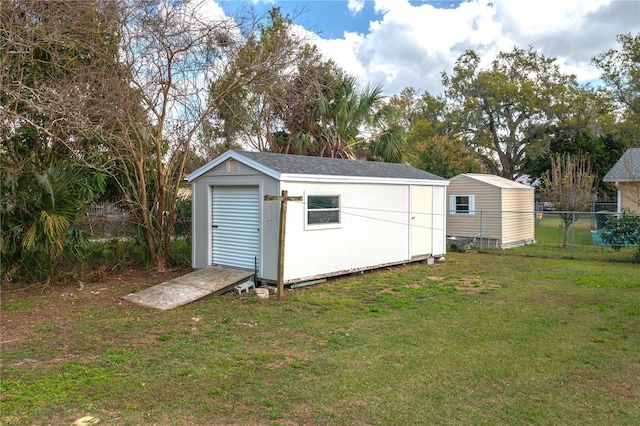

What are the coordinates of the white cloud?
(491, 0, 633, 82)
(309, 0, 639, 95)
(494, 0, 606, 36)
(204, 0, 638, 96)
(177, 0, 228, 25)
(348, 0, 366, 15)
(311, 30, 367, 76)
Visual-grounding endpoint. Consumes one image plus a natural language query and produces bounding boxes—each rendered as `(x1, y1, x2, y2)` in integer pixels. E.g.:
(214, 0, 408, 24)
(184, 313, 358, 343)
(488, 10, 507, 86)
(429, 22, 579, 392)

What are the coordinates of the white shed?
(187, 150, 449, 285)
(446, 174, 535, 249)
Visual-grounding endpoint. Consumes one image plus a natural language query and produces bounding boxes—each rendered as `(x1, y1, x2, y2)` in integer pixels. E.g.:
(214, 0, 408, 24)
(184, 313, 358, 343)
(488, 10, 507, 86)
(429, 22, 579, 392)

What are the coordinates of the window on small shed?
(450, 195, 475, 215)
(307, 195, 340, 225)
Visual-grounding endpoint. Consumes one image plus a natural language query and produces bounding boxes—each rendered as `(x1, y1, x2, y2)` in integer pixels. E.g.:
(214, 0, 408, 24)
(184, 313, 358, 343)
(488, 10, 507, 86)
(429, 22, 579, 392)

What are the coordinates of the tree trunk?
(154, 248, 167, 273)
(561, 213, 573, 248)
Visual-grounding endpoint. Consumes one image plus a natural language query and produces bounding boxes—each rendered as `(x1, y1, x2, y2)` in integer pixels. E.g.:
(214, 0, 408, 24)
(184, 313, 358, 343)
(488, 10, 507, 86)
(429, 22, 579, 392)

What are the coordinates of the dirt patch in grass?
(0, 267, 191, 345)
(453, 276, 500, 293)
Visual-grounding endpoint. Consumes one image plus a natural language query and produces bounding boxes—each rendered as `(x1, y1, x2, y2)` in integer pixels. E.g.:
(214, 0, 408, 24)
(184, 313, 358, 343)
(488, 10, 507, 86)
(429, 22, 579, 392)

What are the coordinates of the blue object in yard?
(591, 230, 636, 246)
(591, 230, 607, 246)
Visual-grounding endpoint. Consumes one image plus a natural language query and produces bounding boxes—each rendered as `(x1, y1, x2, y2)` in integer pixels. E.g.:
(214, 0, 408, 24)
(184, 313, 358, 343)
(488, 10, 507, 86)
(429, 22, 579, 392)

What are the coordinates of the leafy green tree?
(213, 9, 405, 162)
(1, 0, 127, 281)
(594, 33, 640, 116)
(527, 34, 640, 195)
(443, 47, 586, 179)
(593, 32, 640, 149)
(389, 88, 480, 177)
(366, 108, 406, 163)
(210, 8, 333, 154)
(1, 0, 266, 273)
(414, 134, 483, 179)
(279, 55, 344, 155)
(523, 131, 626, 196)
(387, 87, 420, 132)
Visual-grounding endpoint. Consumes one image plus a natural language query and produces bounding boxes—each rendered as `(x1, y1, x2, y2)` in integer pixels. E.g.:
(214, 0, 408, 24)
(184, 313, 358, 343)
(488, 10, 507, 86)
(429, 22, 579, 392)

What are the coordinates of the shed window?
(450, 195, 475, 215)
(307, 195, 340, 225)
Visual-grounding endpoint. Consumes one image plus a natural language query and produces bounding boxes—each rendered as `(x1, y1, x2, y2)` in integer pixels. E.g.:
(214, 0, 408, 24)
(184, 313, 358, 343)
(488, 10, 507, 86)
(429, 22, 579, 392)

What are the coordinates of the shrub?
(600, 211, 640, 262)
(1, 162, 105, 282)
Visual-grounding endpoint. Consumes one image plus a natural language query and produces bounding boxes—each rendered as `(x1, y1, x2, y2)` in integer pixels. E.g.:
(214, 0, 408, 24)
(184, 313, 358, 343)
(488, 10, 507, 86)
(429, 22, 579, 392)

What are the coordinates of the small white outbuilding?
(446, 174, 535, 249)
(187, 150, 449, 285)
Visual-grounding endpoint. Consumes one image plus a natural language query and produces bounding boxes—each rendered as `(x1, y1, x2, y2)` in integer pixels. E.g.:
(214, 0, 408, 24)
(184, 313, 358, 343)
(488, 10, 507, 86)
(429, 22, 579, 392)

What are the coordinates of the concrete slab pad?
(122, 266, 254, 310)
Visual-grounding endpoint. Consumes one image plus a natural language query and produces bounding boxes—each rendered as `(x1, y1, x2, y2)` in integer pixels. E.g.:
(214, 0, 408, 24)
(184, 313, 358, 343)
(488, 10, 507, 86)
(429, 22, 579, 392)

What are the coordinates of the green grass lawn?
(2, 230, 639, 425)
(497, 217, 638, 262)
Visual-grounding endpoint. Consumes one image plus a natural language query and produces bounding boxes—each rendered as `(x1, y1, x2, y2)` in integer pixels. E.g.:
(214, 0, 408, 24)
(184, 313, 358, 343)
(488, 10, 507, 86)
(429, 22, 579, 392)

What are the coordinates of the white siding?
(191, 155, 449, 282)
(501, 188, 535, 246)
(446, 177, 502, 239)
(446, 174, 535, 248)
(280, 182, 412, 283)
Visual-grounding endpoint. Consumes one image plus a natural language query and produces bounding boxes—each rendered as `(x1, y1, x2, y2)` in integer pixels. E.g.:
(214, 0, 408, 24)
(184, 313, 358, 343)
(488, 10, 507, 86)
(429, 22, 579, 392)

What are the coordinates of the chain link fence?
(447, 207, 639, 261)
(75, 203, 133, 238)
(75, 202, 192, 239)
(77, 202, 636, 261)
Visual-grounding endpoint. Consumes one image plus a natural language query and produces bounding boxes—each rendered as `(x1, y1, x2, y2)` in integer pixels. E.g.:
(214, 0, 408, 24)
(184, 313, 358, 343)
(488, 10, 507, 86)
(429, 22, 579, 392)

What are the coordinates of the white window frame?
(449, 195, 475, 215)
(305, 194, 341, 230)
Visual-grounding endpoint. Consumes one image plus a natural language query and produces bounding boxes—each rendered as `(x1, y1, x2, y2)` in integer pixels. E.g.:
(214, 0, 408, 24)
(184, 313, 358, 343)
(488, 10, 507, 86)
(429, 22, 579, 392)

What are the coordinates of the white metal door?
(211, 186, 260, 270)
(432, 186, 446, 256)
(410, 185, 433, 258)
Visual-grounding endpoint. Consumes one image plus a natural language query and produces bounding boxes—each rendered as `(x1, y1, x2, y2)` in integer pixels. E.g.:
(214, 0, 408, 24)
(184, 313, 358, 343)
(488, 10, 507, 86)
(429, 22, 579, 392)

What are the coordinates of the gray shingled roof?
(603, 148, 640, 182)
(234, 150, 446, 181)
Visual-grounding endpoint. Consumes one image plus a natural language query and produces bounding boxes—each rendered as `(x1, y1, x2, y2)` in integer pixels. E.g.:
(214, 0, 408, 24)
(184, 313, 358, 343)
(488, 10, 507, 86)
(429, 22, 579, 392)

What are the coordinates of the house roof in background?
(603, 148, 640, 182)
(188, 150, 448, 184)
(450, 173, 532, 190)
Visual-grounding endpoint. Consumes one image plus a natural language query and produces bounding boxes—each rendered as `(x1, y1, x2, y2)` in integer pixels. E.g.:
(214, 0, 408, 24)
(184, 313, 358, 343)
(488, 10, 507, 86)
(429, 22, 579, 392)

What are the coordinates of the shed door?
(431, 186, 446, 256)
(211, 186, 260, 270)
(410, 186, 433, 258)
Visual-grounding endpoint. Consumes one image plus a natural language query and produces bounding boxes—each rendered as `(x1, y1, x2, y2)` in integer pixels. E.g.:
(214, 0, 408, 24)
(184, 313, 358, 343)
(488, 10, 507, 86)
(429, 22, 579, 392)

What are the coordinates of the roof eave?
(603, 177, 635, 183)
(450, 173, 528, 189)
(279, 173, 449, 186)
(187, 150, 281, 182)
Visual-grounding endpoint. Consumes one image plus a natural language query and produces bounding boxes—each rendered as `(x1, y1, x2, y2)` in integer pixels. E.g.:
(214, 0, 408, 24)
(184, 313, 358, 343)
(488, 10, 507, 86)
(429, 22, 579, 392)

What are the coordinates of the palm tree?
(367, 103, 408, 163)
(1, 162, 104, 282)
(303, 75, 407, 162)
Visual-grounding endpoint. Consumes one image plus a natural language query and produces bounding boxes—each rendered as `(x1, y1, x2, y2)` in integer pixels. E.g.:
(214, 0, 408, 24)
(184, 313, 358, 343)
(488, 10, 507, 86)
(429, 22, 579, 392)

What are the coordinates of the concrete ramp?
(122, 266, 254, 310)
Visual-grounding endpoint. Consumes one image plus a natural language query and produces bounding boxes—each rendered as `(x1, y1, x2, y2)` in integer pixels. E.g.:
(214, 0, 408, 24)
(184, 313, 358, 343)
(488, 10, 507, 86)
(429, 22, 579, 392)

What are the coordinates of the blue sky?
(222, 1, 462, 38)
(247, 1, 462, 39)
(215, 0, 640, 95)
